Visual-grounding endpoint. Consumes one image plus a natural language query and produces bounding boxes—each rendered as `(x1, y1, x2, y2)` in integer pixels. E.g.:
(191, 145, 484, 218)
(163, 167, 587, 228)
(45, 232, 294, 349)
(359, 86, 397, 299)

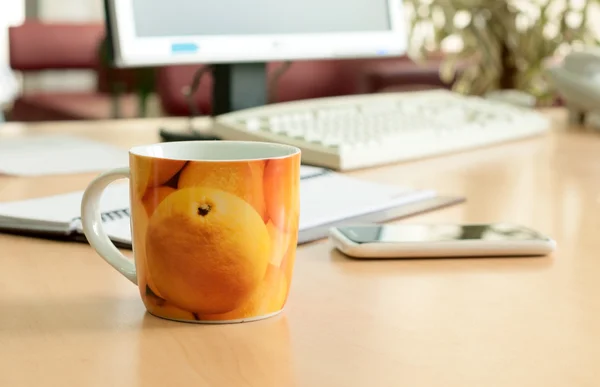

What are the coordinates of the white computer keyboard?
(214, 90, 551, 171)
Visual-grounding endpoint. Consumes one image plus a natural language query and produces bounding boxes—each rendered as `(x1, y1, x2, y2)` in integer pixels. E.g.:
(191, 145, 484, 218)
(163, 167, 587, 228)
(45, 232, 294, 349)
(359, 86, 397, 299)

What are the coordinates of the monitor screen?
(132, 0, 392, 37)
(106, 0, 406, 67)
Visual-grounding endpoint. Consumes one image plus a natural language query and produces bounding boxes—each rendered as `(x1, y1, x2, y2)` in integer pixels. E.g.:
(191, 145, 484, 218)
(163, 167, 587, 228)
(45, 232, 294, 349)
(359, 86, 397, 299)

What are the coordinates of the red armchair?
(7, 21, 142, 121)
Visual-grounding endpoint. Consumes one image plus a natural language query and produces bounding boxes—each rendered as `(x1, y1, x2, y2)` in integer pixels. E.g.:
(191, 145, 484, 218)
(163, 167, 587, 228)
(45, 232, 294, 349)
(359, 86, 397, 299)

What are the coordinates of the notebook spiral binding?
(100, 208, 130, 222)
(72, 208, 130, 224)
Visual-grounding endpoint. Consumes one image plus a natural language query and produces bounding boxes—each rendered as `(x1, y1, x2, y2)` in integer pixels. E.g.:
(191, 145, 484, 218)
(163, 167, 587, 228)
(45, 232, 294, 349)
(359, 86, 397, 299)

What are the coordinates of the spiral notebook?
(0, 166, 464, 246)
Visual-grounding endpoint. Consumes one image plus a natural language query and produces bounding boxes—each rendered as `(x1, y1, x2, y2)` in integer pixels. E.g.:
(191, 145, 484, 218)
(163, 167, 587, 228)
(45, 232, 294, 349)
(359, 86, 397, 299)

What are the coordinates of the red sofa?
(7, 21, 145, 121)
(157, 56, 452, 116)
(8, 21, 452, 121)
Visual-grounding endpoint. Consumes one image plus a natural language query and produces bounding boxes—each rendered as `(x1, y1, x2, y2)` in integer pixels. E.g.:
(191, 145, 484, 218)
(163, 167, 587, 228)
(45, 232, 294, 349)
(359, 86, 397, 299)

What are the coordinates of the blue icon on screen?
(171, 43, 199, 53)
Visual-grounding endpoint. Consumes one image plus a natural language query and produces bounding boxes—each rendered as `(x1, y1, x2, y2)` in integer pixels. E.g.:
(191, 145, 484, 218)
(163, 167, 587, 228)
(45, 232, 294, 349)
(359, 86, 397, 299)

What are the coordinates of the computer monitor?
(103, 0, 407, 117)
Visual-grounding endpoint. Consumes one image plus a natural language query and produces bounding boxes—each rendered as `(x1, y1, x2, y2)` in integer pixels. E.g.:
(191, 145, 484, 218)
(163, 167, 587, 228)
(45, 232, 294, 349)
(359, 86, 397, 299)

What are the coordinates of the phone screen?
(337, 223, 549, 244)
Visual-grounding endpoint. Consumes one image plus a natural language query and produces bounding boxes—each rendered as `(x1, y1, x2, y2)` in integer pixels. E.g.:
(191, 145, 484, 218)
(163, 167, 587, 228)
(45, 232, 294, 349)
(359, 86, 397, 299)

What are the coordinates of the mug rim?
(129, 140, 301, 162)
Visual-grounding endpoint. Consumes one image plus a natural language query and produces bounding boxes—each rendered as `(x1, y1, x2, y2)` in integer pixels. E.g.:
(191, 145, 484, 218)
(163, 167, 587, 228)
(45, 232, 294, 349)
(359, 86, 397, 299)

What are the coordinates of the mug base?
(147, 308, 284, 324)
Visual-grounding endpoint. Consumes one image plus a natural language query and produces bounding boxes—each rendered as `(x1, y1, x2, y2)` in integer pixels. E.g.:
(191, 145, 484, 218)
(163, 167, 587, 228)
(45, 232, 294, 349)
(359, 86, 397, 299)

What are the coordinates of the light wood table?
(1, 111, 599, 387)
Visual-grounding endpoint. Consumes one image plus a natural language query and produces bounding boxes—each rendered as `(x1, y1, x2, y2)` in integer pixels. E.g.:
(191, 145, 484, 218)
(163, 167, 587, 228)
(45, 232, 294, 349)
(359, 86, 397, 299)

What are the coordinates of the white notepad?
(0, 134, 129, 176)
(0, 182, 132, 246)
(0, 166, 444, 245)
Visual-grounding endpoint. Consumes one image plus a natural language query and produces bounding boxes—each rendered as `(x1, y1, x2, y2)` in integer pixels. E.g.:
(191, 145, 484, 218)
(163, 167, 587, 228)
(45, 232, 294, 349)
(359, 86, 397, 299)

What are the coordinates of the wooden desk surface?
(1, 112, 599, 387)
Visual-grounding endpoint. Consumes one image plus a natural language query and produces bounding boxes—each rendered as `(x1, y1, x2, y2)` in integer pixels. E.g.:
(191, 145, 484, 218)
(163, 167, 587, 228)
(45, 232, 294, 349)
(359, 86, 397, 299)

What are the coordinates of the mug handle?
(80, 167, 137, 285)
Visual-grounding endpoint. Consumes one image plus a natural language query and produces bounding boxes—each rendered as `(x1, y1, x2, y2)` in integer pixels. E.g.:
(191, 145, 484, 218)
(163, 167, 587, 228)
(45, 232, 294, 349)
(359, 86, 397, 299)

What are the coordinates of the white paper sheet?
(0, 134, 129, 176)
(299, 173, 435, 230)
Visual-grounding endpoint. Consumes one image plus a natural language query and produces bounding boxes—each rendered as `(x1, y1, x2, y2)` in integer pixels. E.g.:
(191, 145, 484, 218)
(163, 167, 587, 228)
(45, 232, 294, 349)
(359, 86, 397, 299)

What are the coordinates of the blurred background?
(1, 0, 599, 122)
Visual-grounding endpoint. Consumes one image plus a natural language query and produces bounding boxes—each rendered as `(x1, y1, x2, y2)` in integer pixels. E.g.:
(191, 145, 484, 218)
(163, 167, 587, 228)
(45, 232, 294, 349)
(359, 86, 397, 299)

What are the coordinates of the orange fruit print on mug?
(129, 154, 300, 322)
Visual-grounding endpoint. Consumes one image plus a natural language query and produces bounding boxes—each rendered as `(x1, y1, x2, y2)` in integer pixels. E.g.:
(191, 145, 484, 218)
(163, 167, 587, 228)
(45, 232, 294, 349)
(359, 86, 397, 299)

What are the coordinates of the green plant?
(405, 0, 600, 104)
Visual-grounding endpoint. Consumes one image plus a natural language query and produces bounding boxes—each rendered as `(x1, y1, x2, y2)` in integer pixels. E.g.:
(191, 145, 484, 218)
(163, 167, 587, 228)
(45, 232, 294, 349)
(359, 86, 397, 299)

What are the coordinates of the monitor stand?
(159, 62, 268, 142)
